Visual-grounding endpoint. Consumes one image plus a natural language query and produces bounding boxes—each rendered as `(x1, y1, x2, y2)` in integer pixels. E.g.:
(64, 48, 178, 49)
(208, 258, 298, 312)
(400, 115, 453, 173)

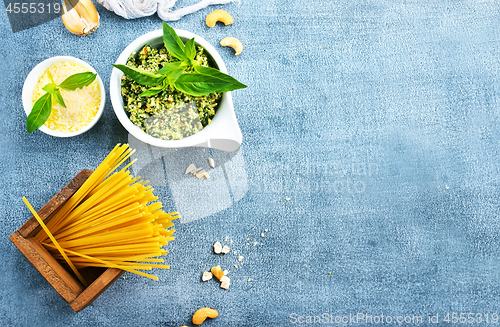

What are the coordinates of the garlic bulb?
(62, 0, 100, 36)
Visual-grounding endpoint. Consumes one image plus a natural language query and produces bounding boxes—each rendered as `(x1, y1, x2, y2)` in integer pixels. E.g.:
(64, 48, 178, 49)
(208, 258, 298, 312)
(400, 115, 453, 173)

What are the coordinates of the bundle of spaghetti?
(28, 143, 178, 284)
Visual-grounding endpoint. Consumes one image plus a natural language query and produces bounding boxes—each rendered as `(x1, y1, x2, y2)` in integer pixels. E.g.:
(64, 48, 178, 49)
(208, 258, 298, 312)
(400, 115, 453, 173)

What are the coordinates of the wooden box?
(9, 169, 124, 312)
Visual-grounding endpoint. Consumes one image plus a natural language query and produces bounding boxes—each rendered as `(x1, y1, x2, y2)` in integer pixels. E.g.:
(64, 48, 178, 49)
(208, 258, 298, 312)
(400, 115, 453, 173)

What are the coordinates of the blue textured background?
(2, 1, 500, 326)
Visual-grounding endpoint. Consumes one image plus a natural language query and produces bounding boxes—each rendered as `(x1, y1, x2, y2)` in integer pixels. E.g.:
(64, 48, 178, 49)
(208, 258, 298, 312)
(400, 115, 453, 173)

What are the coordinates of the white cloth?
(97, 0, 235, 21)
(97, 0, 159, 19)
(157, 0, 234, 21)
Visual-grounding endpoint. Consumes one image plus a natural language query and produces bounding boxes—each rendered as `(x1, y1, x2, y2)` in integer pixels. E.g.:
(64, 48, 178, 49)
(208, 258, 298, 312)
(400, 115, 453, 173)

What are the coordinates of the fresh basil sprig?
(112, 22, 247, 97)
(27, 71, 97, 133)
(58, 72, 98, 91)
(27, 93, 53, 134)
(162, 22, 189, 62)
(110, 64, 164, 86)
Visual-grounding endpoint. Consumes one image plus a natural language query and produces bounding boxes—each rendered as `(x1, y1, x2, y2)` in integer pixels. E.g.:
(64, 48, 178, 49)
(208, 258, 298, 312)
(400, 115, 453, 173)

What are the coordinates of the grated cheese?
(32, 61, 101, 133)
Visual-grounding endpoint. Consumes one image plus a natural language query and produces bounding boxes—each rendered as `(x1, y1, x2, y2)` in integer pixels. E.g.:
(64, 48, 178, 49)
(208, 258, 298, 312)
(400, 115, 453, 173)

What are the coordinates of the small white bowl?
(110, 29, 242, 152)
(22, 56, 105, 137)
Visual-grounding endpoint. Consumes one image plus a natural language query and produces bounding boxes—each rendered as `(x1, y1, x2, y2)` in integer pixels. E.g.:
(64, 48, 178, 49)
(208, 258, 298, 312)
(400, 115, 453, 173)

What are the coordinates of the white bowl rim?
(110, 28, 242, 150)
(22, 56, 106, 138)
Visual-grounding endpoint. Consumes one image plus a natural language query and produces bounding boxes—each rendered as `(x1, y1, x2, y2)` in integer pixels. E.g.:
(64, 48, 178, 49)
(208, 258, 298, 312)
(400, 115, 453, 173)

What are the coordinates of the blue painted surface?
(2, 1, 500, 326)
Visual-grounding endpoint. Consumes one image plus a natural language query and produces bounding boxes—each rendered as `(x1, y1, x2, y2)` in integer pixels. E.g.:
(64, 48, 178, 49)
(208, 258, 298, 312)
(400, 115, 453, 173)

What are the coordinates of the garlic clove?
(62, 0, 100, 36)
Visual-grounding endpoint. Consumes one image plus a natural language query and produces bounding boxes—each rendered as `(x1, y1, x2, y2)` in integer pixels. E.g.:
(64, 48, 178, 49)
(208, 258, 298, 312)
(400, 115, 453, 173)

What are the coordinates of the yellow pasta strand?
(23, 197, 87, 287)
(46, 245, 160, 280)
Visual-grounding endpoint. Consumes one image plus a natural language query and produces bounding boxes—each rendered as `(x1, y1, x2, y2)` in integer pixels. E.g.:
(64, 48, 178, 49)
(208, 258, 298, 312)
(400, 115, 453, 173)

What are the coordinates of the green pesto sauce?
(120, 44, 222, 140)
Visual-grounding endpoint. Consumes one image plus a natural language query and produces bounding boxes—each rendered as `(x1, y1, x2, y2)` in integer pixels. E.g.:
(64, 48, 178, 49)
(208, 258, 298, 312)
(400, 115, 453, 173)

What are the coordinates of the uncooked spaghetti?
(25, 144, 178, 285)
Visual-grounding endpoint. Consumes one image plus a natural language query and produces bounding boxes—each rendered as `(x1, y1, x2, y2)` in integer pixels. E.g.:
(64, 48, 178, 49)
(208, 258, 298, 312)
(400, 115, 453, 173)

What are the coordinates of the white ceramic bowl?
(110, 29, 242, 152)
(22, 56, 105, 137)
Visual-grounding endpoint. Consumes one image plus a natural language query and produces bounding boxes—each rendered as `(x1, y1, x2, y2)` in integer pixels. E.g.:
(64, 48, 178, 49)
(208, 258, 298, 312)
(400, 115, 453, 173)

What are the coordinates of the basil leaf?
(184, 38, 196, 61)
(139, 86, 164, 97)
(112, 64, 164, 87)
(48, 71, 55, 84)
(157, 61, 187, 87)
(42, 82, 57, 94)
(53, 89, 66, 108)
(58, 72, 97, 91)
(174, 66, 247, 96)
(194, 66, 247, 90)
(166, 67, 187, 87)
(27, 93, 52, 133)
(162, 22, 188, 62)
(157, 61, 186, 75)
(140, 79, 168, 97)
(174, 73, 246, 96)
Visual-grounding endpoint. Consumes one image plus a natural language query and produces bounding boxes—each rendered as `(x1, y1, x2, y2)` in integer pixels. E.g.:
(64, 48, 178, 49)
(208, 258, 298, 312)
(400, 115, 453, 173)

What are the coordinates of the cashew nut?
(192, 307, 219, 325)
(213, 241, 222, 254)
(211, 265, 224, 280)
(206, 10, 234, 28)
(220, 37, 243, 56)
